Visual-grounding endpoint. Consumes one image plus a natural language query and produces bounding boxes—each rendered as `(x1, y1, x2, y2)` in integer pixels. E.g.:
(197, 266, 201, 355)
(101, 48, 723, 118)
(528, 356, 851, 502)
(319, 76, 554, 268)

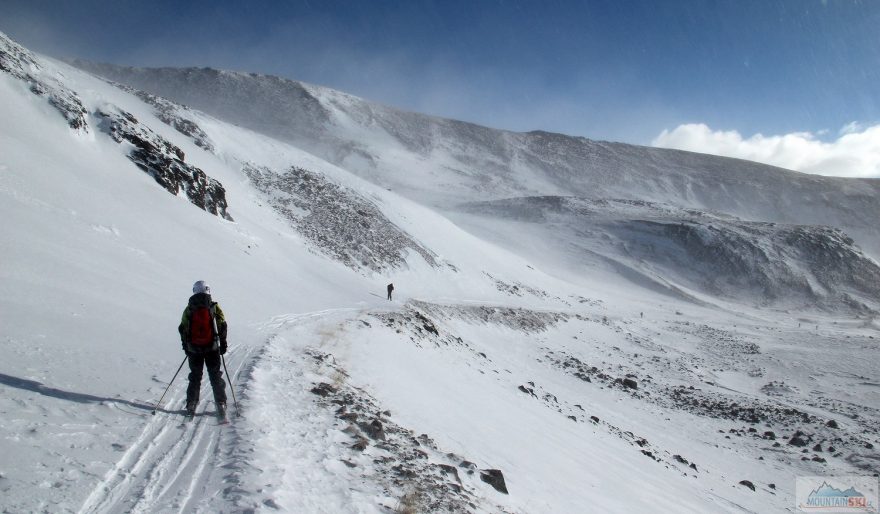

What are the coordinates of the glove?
(220, 341, 228, 355)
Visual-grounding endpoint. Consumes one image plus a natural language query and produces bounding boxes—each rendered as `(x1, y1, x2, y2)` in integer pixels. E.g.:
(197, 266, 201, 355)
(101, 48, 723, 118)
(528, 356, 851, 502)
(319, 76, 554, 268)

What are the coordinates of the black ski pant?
(186, 351, 227, 407)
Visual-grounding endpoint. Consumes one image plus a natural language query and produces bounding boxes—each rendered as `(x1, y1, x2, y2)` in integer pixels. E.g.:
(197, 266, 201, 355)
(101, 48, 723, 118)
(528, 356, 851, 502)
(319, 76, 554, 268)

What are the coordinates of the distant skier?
(387, 283, 394, 301)
(178, 280, 228, 418)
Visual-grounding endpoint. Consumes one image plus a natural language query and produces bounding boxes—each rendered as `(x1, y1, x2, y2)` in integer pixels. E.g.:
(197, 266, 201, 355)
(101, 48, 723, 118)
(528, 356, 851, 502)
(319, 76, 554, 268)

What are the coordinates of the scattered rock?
(826, 420, 839, 429)
(622, 378, 638, 390)
(245, 165, 436, 272)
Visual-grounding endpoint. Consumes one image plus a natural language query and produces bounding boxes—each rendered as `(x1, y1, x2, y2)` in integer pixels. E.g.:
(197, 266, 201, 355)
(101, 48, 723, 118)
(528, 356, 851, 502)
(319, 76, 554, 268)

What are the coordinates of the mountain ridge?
(68, 59, 880, 261)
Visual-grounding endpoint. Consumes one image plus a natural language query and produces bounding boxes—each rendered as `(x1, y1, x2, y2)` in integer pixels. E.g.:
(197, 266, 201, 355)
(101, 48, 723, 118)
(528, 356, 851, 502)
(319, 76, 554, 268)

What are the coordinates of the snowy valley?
(1, 31, 879, 514)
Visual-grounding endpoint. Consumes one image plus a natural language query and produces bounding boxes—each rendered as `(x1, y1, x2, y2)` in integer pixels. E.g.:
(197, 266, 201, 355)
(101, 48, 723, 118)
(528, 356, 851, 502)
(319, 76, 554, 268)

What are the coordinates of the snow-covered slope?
(69, 60, 880, 261)
(2, 32, 879, 514)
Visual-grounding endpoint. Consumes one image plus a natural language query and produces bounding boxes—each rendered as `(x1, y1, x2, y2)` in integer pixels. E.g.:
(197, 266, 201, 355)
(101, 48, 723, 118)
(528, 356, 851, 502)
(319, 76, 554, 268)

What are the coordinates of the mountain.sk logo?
(797, 476, 879, 512)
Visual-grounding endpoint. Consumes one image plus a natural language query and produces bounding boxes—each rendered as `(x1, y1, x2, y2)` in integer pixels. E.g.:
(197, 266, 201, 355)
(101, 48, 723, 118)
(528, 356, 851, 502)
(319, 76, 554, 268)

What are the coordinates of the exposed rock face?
(245, 165, 437, 272)
(96, 108, 233, 220)
(112, 83, 215, 152)
(0, 33, 88, 131)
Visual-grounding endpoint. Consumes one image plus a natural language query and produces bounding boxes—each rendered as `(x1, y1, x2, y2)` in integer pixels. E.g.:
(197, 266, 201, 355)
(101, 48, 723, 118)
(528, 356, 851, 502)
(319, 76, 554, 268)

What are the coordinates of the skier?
(387, 282, 394, 301)
(178, 280, 228, 418)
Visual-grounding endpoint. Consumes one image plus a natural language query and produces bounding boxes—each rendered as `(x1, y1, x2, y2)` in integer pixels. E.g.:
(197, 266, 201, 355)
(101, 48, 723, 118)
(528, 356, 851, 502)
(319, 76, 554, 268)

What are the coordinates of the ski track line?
(77, 345, 258, 514)
(260, 307, 362, 331)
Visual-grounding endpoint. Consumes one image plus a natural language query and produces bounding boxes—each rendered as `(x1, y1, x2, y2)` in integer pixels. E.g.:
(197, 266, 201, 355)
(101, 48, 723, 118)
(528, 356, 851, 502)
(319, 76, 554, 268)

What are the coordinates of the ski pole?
(221, 354, 240, 417)
(152, 356, 188, 415)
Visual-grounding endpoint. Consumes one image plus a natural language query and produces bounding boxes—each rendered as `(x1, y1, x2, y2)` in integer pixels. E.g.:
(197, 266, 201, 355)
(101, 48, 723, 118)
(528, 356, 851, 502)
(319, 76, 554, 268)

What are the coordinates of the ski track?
(76, 308, 359, 514)
(77, 344, 258, 514)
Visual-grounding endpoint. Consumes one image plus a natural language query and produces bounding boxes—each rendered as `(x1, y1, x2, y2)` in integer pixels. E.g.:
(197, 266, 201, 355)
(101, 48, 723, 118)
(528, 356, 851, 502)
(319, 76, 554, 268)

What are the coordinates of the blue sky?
(3, 1, 880, 175)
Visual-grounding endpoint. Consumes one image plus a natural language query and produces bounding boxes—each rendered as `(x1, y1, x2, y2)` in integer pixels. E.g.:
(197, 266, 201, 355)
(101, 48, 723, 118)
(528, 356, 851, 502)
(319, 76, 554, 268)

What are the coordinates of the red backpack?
(190, 305, 216, 345)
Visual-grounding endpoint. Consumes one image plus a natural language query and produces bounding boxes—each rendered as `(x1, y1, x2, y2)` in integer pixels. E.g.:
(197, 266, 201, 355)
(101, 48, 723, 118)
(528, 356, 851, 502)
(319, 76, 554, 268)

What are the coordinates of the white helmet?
(192, 280, 211, 295)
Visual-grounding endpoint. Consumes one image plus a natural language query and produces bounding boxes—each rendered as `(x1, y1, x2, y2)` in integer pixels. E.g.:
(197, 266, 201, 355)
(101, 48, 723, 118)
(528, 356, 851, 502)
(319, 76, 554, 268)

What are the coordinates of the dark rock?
(567, 415, 577, 422)
(739, 480, 756, 491)
(590, 415, 600, 423)
(763, 431, 776, 440)
(350, 438, 368, 452)
(310, 383, 337, 397)
(96, 108, 233, 220)
(812, 456, 826, 463)
(826, 419, 839, 429)
(673, 455, 689, 465)
(867, 443, 875, 449)
(689, 463, 698, 471)
(623, 378, 638, 389)
(812, 444, 822, 452)
(769, 483, 776, 489)
(480, 469, 508, 494)
(438, 464, 461, 484)
(459, 460, 477, 470)
(789, 435, 808, 447)
(360, 419, 386, 441)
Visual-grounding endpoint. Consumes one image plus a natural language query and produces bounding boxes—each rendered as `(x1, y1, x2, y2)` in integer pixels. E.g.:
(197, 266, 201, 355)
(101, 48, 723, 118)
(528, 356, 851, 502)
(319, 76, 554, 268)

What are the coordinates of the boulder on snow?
(826, 419, 839, 429)
(739, 480, 756, 491)
(622, 377, 638, 390)
(789, 434, 808, 447)
(480, 469, 508, 494)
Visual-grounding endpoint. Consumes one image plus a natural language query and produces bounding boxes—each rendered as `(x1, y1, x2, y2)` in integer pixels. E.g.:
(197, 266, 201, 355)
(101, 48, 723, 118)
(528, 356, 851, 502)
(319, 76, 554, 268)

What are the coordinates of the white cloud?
(652, 123, 880, 178)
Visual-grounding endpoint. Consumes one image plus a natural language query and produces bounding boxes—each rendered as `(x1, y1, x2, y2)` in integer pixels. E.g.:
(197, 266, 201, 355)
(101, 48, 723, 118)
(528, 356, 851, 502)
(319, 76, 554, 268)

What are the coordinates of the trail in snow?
(77, 345, 259, 514)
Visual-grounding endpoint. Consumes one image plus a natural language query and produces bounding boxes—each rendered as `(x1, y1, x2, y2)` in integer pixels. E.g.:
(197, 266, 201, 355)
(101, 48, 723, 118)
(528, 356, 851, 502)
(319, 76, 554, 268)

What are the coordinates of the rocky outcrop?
(96, 107, 232, 220)
(0, 33, 88, 131)
(245, 165, 437, 272)
(111, 83, 214, 152)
